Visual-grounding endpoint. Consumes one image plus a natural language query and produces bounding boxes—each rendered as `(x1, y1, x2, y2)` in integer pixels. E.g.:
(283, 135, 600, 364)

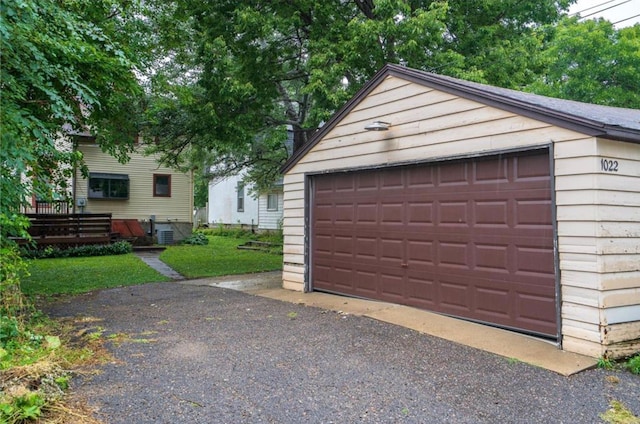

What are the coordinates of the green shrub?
(626, 354, 640, 375)
(21, 241, 132, 259)
(0, 244, 30, 321)
(182, 232, 209, 245)
(199, 226, 284, 244)
(200, 226, 255, 238)
(0, 316, 20, 349)
(597, 356, 616, 370)
(1, 392, 46, 422)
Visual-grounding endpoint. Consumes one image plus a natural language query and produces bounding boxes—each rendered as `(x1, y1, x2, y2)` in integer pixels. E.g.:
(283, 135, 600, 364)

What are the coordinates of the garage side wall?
(283, 75, 586, 292)
(557, 139, 640, 358)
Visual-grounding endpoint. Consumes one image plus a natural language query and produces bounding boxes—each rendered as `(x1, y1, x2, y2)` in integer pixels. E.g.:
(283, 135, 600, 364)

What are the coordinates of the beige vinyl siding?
(76, 143, 193, 223)
(555, 137, 640, 358)
(283, 75, 586, 292)
(597, 139, 639, 356)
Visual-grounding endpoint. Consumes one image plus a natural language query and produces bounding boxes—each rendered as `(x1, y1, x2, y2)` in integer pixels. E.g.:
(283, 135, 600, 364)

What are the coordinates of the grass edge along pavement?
(3, 233, 284, 423)
(159, 235, 283, 278)
(20, 254, 171, 297)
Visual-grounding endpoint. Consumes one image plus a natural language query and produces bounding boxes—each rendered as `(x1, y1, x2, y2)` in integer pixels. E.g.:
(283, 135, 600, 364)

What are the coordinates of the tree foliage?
(527, 18, 640, 108)
(1, 0, 144, 320)
(0, 0, 143, 241)
(144, 0, 572, 193)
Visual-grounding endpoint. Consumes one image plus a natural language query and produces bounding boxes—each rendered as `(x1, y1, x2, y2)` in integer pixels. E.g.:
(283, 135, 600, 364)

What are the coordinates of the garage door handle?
(401, 263, 408, 268)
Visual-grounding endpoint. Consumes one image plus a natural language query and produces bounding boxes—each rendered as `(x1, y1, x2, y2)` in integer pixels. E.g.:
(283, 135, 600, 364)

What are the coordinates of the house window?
(154, 174, 171, 197)
(267, 193, 278, 211)
(88, 173, 129, 199)
(237, 182, 245, 212)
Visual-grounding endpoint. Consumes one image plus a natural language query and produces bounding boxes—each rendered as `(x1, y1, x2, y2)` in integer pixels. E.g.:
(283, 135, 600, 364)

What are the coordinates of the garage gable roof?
(282, 63, 640, 173)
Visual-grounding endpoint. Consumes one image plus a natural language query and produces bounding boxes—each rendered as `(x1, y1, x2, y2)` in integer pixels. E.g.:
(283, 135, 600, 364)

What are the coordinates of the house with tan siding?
(73, 137, 194, 243)
(280, 64, 640, 359)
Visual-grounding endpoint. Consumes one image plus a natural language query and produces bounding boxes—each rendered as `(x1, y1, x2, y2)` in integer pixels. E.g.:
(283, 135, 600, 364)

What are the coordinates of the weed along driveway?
(43, 280, 639, 423)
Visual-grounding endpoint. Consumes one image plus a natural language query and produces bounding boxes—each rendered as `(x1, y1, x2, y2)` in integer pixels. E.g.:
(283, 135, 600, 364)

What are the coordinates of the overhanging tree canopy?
(144, 0, 572, 194)
(0, 0, 144, 241)
(527, 18, 640, 108)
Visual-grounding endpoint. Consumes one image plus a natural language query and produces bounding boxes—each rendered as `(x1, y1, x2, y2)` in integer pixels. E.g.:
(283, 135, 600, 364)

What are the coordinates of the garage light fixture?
(364, 121, 391, 131)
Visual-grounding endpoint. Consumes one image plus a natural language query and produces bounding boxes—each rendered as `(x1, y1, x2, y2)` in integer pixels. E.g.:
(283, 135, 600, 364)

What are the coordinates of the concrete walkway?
(133, 250, 597, 376)
(134, 250, 185, 280)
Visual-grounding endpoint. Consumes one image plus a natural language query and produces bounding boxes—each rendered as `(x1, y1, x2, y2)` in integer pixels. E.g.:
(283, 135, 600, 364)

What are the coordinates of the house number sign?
(600, 158, 619, 172)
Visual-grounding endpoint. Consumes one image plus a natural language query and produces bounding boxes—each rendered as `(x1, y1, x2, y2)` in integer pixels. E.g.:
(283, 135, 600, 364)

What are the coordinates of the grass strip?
(160, 236, 283, 278)
(21, 254, 170, 297)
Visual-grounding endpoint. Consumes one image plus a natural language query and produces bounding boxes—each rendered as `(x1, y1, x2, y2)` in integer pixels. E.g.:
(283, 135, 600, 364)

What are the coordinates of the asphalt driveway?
(43, 281, 639, 423)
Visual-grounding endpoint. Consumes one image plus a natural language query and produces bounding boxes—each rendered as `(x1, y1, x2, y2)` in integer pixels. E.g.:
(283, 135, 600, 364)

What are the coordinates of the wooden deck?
(24, 213, 113, 247)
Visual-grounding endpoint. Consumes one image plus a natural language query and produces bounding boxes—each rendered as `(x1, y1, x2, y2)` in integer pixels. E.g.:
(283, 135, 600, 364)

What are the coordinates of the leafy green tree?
(527, 18, 640, 108)
(144, 0, 572, 193)
(1, 0, 143, 316)
(1, 0, 143, 231)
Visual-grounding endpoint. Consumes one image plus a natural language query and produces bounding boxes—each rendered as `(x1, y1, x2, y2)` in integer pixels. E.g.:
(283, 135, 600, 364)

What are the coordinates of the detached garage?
(281, 64, 640, 359)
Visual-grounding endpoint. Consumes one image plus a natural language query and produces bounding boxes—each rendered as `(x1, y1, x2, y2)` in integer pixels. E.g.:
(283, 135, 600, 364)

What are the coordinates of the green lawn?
(21, 235, 283, 297)
(21, 253, 171, 296)
(160, 235, 283, 278)
(21, 253, 170, 295)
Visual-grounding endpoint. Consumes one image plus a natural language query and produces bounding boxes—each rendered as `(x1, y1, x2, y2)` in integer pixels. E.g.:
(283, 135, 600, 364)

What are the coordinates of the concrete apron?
(181, 271, 597, 376)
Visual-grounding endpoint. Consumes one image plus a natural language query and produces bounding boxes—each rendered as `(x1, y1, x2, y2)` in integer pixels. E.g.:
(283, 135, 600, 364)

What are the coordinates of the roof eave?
(281, 64, 640, 174)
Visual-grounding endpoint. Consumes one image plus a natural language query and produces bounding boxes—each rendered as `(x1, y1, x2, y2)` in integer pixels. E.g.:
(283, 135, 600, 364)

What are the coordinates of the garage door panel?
(407, 167, 435, 187)
(439, 280, 471, 310)
(311, 150, 557, 337)
(334, 204, 354, 223)
(517, 293, 557, 328)
(356, 203, 378, 222)
(515, 246, 554, 275)
(474, 243, 511, 272)
(439, 162, 469, 185)
(515, 199, 552, 226)
(438, 201, 470, 225)
(475, 201, 510, 226)
(356, 173, 378, 190)
(314, 235, 334, 254)
(333, 236, 354, 257)
(515, 153, 550, 179)
(313, 264, 332, 288)
(314, 205, 334, 223)
(380, 238, 404, 262)
(379, 272, 405, 299)
(354, 270, 378, 295)
(332, 267, 354, 290)
(407, 201, 434, 223)
(438, 242, 470, 268)
(355, 237, 377, 259)
(406, 276, 436, 306)
(406, 240, 434, 265)
(381, 203, 404, 224)
(474, 158, 510, 183)
(474, 287, 512, 318)
(381, 169, 404, 189)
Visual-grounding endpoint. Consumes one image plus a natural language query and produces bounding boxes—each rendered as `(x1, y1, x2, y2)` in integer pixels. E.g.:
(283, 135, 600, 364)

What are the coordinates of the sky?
(568, 0, 640, 28)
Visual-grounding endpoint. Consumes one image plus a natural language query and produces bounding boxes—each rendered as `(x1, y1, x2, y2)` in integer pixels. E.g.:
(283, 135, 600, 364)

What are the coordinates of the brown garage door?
(311, 150, 557, 337)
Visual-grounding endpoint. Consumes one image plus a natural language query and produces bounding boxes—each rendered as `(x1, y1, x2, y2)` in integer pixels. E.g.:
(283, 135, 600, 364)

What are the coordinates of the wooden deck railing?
(24, 213, 113, 247)
(22, 200, 71, 215)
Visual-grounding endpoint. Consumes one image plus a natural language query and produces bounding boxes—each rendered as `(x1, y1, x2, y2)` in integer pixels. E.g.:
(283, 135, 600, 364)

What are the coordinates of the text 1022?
(600, 158, 619, 172)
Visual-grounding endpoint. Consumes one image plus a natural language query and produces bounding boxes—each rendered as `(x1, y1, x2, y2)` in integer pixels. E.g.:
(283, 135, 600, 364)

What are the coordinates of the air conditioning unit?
(158, 230, 174, 245)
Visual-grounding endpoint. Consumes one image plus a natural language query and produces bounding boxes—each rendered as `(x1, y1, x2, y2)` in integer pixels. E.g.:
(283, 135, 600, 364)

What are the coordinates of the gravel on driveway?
(43, 282, 640, 424)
